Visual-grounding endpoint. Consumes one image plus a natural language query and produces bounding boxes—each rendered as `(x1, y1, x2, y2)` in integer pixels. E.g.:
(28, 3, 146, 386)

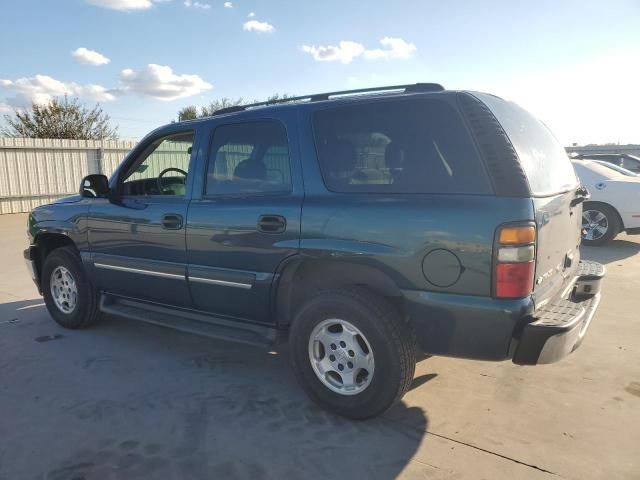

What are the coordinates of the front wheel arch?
(34, 233, 79, 288)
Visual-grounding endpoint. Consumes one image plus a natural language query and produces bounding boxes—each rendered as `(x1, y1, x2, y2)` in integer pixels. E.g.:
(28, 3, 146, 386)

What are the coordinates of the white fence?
(0, 137, 137, 214)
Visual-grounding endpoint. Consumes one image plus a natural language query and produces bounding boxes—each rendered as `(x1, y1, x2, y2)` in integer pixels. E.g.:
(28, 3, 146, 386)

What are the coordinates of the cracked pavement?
(1, 213, 639, 479)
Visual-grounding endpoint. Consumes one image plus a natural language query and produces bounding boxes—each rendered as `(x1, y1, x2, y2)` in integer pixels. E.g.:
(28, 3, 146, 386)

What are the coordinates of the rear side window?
(475, 93, 578, 196)
(312, 98, 492, 194)
(205, 121, 291, 195)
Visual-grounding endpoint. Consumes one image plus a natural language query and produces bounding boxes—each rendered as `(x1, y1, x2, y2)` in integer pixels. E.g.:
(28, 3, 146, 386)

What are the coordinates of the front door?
(88, 128, 197, 307)
(186, 118, 303, 323)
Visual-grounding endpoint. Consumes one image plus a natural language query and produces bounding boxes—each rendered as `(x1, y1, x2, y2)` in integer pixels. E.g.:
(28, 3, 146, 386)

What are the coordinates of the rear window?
(475, 93, 578, 196)
(312, 98, 492, 194)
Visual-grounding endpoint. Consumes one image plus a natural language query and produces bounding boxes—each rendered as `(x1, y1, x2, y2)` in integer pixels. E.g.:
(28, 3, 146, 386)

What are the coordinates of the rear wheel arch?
(274, 258, 405, 328)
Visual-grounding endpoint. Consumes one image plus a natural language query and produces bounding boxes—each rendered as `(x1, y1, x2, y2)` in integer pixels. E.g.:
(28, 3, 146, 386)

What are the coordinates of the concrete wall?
(0, 137, 137, 214)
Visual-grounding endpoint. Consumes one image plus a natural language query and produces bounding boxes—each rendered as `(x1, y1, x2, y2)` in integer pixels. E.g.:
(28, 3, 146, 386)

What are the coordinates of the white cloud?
(72, 47, 111, 66)
(0, 101, 14, 113)
(302, 37, 416, 63)
(302, 41, 365, 64)
(243, 20, 274, 33)
(184, 0, 210, 8)
(363, 37, 417, 60)
(119, 64, 212, 101)
(0, 74, 117, 107)
(247, 11, 255, 17)
(84, 0, 154, 10)
(224, 1, 232, 7)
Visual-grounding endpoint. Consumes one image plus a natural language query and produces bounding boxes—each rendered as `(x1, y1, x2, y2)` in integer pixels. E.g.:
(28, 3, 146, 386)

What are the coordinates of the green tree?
(1, 96, 118, 139)
(177, 94, 293, 121)
(177, 105, 198, 122)
(200, 97, 245, 117)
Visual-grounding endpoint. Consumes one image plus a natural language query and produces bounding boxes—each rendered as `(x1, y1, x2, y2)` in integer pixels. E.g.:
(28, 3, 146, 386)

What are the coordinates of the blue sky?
(1, 0, 639, 144)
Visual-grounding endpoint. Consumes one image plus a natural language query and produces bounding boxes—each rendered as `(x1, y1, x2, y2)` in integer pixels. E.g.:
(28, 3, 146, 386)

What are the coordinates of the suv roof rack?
(213, 83, 445, 116)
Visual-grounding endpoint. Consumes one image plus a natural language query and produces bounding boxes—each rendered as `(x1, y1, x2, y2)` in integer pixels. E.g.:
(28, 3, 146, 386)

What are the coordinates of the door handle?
(258, 215, 286, 234)
(161, 213, 183, 230)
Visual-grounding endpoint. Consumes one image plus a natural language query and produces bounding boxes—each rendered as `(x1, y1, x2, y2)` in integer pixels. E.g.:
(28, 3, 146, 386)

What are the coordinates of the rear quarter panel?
(296, 106, 534, 295)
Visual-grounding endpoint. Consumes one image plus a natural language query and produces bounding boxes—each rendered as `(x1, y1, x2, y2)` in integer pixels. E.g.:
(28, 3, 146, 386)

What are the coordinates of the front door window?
(121, 132, 193, 196)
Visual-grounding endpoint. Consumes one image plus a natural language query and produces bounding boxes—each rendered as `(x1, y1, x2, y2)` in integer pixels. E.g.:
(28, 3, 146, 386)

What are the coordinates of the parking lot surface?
(1, 212, 639, 479)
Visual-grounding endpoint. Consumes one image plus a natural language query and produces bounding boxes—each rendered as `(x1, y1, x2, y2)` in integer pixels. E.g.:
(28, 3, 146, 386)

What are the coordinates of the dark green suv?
(24, 84, 604, 419)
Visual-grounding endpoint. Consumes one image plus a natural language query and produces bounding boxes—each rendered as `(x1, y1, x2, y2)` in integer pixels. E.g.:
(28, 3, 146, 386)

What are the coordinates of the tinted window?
(122, 132, 193, 196)
(476, 93, 578, 196)
(312, 98, 491, 194)
(205, 121, 291, 195)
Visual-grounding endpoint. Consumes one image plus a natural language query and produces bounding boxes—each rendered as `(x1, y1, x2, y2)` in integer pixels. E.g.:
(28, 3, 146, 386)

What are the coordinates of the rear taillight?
(494, 225, 536, 299)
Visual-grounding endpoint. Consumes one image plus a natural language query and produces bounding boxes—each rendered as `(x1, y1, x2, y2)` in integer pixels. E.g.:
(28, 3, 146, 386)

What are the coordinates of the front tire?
(289, 288, 416, 419)
(42, 246, 100, 329)
(581, 202, 620, 246)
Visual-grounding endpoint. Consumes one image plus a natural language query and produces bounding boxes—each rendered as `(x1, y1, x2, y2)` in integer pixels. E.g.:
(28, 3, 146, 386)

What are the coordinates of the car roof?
(154, 83, 480, 134)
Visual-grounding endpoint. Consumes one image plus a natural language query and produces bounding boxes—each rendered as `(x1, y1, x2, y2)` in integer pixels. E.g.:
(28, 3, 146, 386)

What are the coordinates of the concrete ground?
(0, 212, 638, 480)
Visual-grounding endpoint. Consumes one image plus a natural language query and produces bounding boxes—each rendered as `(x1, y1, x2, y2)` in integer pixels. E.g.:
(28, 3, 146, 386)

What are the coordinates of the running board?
(99, 295, 278, 348)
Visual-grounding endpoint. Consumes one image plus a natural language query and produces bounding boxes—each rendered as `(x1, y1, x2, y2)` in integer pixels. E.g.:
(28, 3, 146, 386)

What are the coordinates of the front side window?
(205, 121, 291, 195)
(121, 132, 193, 196)
(312, 98, 491, 194)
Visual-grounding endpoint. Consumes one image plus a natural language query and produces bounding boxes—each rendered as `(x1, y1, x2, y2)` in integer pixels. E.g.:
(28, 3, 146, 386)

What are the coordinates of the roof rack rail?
(212, 83, 444, 116)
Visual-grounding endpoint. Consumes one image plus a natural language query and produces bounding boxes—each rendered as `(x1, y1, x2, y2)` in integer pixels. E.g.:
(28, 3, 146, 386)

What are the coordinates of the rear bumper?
(403, 260, 604, 364)
(513, 261, 605, 365)
(512, 293, 600, 365)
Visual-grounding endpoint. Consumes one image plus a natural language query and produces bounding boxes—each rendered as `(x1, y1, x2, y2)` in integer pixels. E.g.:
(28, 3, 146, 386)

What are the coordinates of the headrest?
(385, 142, 406, 169)
(234, 159, 267, 180)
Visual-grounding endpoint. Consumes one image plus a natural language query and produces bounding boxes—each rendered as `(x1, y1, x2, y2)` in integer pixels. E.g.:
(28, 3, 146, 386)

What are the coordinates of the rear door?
(476, 93, 582, 305)
(185, 115, 303, 324)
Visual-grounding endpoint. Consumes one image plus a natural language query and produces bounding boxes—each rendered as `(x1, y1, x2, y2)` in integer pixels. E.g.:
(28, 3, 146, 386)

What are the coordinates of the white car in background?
(572, 159, 640, 245)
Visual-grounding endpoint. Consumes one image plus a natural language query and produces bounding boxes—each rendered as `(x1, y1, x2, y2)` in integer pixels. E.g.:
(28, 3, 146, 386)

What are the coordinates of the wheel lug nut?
(339, 341, 346, 348)
(347, 361, 353, 369)
(330, 343, 337, 350)
(338, 364, 344, 371)
(329, 355, 336, 362)
(348, 350, 355, 357)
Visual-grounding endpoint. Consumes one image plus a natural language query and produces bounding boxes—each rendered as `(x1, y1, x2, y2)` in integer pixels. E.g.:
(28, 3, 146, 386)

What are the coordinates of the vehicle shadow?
(0, 306, 431, 480)
(581, 236, 640, 265)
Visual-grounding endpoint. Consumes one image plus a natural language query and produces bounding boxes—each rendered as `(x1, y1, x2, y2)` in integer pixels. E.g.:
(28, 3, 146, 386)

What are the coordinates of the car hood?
(49, 194, 83, 205)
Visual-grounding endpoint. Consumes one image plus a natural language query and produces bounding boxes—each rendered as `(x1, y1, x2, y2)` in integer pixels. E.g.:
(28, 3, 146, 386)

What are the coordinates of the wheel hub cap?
(308, 318, 374, 396)
(50, 266, 78, 314)
(582, 210, 608, 241)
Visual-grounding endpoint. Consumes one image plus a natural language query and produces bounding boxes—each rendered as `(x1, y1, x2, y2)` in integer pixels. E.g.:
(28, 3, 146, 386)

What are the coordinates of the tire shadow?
(0, 309, 431, 480)
(581, 236, 640, 264)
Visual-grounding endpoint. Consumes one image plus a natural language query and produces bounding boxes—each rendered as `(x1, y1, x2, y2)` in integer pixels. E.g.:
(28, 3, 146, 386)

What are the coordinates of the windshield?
(592, 160, 639, 177)
(572, 160, 625, 180)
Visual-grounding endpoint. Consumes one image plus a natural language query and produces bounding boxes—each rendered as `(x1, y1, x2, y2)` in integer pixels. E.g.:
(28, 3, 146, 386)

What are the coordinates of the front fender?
(29, 203, 90, 251)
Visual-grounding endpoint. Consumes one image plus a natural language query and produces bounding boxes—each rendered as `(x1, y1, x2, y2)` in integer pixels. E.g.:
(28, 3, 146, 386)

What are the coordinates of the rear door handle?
(161, 213, 183, 230)
(258, 215, 286, 234)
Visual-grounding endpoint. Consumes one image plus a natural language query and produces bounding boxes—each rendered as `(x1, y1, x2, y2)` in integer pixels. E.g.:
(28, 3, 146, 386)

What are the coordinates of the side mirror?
(80, 174, 110, 198)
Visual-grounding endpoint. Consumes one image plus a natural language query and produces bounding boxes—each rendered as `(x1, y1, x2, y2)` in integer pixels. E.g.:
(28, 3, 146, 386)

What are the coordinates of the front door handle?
(161, 213, 183, 230)
(258, 215, 286, 234)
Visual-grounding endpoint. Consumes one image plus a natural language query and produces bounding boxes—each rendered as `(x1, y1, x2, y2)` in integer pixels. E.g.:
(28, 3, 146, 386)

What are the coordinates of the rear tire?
(289, 287, 416, 419)
(42, 246, 100, 329)
(581, 202, 620, 246)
